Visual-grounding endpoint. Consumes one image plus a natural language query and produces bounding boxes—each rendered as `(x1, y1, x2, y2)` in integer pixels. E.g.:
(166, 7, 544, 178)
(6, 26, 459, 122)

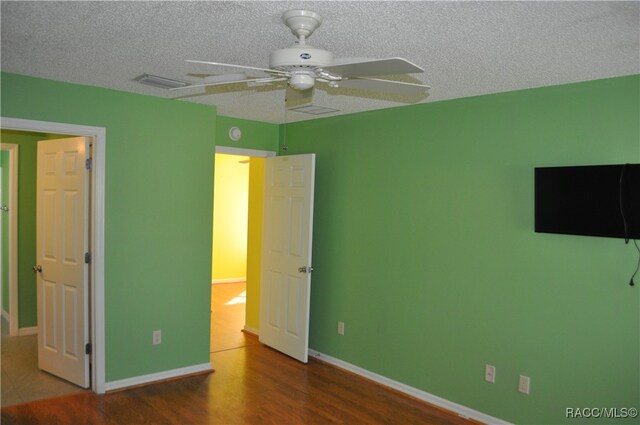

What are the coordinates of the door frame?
(1, 143, 19, 337)
(213, 146, 276, 336)
(215, 146, 276, 158)
(0, 117, 106, 394)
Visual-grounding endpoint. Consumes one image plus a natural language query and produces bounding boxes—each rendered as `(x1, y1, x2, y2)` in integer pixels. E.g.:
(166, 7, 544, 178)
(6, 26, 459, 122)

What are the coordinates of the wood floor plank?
(2, 339, 480, 425)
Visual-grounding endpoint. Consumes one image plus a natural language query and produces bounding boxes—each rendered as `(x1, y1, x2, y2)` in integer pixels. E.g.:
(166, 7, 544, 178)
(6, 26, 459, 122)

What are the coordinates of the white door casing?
(1, 143, 19, 337)
(259, 154, 315, 363)
(36, 137, 90, 388)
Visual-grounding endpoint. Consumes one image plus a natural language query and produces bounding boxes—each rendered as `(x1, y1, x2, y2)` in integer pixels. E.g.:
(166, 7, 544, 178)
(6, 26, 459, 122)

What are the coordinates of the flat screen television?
(535, 164, 640, 239)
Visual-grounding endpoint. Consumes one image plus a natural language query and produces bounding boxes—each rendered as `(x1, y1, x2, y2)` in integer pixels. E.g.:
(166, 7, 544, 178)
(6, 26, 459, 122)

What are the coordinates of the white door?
(259, 154, 315, 363)
(36, 137, 90, 388)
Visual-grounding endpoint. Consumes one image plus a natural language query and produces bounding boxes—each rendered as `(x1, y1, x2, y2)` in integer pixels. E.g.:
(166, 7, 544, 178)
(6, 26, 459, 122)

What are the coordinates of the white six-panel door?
(259, 154, 315, 363)
(36, 137, 90, 388)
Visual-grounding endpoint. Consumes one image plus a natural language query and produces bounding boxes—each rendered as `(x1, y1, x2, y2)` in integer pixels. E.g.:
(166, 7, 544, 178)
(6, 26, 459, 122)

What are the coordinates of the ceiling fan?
(172, 10, 430, 106)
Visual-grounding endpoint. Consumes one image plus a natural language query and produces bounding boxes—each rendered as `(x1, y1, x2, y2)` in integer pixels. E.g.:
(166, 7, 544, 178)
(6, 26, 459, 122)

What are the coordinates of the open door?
(36, 137, 90, 388)
(259, 154, 315, 363)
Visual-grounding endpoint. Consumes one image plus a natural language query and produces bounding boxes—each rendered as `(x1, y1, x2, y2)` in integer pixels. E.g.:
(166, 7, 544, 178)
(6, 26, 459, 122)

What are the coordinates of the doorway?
(210, 147, 274, 353)
(0, 117, 106, 396)
(0, 131, 92, 405)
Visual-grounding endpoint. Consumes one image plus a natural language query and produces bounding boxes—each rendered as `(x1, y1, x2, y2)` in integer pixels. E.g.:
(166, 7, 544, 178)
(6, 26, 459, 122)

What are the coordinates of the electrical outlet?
(153, 330, 162, 345)
(337, 321, 345, 335)
(518, 375, 531, 394)
(485, 364, 496, 383)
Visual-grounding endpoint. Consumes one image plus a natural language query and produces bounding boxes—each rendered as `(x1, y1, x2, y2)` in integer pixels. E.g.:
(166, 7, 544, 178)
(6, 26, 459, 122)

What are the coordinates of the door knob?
(33, 265, 42, 273)
(298, 266, 314, 273)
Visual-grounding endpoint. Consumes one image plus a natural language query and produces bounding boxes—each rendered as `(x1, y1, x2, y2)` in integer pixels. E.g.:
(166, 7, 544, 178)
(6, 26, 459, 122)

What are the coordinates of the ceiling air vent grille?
(289, 105, 340, 115)
(137, 74, 189, 89)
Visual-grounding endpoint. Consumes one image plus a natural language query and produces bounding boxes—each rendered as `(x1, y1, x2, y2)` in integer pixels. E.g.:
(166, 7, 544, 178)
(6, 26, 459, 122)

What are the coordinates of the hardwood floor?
(2, 283, 479, 424)
(1, 339, 479, 425)
(210, 282, 259, 353)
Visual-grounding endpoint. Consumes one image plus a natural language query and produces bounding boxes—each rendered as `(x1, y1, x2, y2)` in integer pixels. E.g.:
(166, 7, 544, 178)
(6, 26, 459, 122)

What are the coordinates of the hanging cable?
(629, 240, 640, 287)
(618, 163, 638, 287)
(281, 89, 289, 151)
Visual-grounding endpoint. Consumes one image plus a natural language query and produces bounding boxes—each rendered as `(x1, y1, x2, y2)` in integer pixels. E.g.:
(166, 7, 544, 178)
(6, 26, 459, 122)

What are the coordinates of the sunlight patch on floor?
(225, 290, 246, 305)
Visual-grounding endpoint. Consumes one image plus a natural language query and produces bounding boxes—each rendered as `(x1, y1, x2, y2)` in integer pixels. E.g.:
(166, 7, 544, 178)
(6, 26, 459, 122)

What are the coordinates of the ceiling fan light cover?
(289, 73, 315, 91)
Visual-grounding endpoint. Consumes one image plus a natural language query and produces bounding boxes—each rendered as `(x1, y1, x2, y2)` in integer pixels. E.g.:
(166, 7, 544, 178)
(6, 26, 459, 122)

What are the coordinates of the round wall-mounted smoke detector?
(229, 127, 242, 141)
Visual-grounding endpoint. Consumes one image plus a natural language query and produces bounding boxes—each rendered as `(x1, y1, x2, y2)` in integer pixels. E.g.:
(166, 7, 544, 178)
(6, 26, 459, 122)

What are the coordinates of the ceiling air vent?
(289, 105, 340, 115)
(136, 74, 190, 89)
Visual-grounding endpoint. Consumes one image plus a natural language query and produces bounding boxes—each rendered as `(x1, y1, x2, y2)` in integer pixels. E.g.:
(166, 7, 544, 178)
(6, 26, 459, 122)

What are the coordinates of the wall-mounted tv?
(535, 164, 640, 239)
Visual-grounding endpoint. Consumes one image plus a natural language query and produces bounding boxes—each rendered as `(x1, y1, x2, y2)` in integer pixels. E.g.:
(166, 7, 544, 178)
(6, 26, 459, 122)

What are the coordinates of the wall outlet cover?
(485, 364, 496, 383)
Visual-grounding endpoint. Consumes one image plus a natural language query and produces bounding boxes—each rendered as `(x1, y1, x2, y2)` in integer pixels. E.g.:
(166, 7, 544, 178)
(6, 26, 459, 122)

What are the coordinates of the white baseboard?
(308, 349, 511, 425)
(211, 278, 246, 284)
(243, 325, 259, 336)
(18, 326, 38, 336)
(104, 362, 212, 392)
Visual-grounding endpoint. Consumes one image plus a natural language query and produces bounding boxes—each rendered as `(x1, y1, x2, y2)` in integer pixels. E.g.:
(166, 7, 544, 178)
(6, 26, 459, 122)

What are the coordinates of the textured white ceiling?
(2, 1, 639, 123)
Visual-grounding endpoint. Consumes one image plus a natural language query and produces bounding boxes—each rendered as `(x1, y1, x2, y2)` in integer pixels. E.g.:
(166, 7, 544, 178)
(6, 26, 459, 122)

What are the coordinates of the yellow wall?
(212, 154, 249, 281)
(245, 157, 265, 331)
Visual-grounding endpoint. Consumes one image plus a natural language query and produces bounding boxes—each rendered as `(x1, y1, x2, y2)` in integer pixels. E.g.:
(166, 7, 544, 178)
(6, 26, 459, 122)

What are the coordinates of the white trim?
(0, 143, 19, 337)
(104, 362, 212, 392)
(308, 349, 512, 425)
(215, 146, 276, 157)
(0, 117, 106, 394)
(18, 326, 38, 336)
(243, 325, 259, 336)
(211, 277, 246, 284)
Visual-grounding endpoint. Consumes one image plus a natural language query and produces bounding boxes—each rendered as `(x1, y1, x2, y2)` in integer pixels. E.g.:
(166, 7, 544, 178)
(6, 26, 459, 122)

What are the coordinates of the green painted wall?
(0, 131, 39, 326)
(283, 75, 640, 424)
(1, 149, 9, 313)
(1, 72, 216, 382)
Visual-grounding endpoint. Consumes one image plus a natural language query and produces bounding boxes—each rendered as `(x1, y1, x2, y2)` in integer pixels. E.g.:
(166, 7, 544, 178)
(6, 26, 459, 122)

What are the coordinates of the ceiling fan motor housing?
(270, 47, 335, 90)
(269, 47, 334, 71)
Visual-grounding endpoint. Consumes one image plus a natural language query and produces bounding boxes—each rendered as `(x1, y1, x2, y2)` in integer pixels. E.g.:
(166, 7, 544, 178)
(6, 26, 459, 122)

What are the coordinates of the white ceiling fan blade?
(246, 77, 288, 87)
(285, 86, 313, 109)
(321, 57, 424, 78)
(337, 77, 430, 97)
(203, 73, 247, 83)
(186, 60, 289, 77)
(170, 77, 286, 91)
